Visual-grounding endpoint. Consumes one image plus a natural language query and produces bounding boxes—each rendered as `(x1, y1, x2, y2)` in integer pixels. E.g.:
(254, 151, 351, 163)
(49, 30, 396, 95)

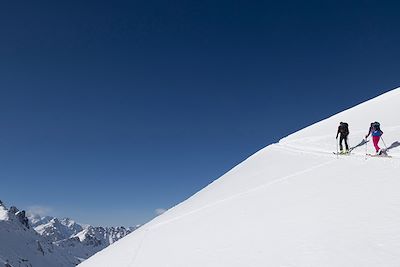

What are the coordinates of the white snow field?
(80, 88, 400, 267)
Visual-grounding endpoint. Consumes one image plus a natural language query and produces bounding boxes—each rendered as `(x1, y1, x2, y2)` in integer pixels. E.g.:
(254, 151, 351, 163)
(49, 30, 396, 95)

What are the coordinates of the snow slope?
(80, 88, 400, 267)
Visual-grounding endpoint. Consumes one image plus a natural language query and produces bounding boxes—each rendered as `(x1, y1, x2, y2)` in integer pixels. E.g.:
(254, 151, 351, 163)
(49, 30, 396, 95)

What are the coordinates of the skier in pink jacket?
(365, 122, 384, 155)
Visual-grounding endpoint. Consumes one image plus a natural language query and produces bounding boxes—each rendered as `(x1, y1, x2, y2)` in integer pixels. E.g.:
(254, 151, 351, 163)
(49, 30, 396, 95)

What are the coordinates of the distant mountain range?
(0, 199, 138, 267)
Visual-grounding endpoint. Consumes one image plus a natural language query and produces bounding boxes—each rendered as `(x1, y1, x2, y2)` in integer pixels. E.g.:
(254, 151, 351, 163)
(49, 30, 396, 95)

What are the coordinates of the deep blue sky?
(0, 0, 399, 226)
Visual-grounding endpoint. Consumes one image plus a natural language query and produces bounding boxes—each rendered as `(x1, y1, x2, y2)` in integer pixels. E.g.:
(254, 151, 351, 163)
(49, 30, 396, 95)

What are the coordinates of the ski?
(333, 152, 351, 156)
(366, 153, 392, 158)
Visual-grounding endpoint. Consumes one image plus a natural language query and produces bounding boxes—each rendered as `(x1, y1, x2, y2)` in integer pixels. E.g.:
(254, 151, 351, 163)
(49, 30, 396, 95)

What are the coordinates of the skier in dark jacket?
(365, 121, 384, 154)
(336, 122, 349, 153)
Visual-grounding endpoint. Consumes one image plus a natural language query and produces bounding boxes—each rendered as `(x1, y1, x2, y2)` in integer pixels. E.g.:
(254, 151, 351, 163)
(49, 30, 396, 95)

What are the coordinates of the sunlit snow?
(81, 88, 400, 267)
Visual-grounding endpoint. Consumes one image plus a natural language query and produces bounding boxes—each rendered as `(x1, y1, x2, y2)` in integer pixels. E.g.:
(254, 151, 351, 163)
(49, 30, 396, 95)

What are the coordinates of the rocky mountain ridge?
(0, 200, 138, 266)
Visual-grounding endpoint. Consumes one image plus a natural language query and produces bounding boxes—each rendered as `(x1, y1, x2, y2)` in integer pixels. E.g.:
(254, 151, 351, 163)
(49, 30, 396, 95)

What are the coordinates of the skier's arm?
(365, 127, 372, 139)
(336, 127, 340, 139)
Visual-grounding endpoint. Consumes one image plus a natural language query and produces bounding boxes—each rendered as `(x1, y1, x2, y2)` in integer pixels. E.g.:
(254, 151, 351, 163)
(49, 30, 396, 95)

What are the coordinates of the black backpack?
(339, 122, 349, 134)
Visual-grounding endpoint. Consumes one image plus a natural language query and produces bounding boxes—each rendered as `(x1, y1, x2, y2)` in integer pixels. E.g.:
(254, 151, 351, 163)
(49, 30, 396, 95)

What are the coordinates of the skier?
(336, 122, 349, 154)
(365, 121, 384, 155)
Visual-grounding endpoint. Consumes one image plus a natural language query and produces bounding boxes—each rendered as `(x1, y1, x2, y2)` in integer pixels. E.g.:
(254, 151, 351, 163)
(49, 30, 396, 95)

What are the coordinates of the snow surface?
(80, 88, 400, 267)
(0, 205, 8, 221)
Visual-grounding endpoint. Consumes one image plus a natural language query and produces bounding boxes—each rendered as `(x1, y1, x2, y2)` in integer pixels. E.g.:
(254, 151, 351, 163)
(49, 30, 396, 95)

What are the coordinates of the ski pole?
(381, 136, 388, 149)
(365, 138, 368, 160)
(336, 137, 338, 158)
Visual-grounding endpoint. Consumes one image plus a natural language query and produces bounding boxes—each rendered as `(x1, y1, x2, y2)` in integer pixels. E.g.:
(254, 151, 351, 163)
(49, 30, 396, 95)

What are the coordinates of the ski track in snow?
(150, 156, 335, 230)
(127, 229, 150, 267)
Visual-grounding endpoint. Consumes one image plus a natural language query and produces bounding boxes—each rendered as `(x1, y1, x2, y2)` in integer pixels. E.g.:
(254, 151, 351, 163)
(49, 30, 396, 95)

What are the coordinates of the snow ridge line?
(149, 158, 336, 230)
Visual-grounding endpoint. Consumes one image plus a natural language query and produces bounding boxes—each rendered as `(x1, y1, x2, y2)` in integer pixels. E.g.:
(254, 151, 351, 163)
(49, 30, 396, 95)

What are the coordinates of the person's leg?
(372, 136, 380, 152)
(344, 135, 349, 151)
(339, 135, 344, 151)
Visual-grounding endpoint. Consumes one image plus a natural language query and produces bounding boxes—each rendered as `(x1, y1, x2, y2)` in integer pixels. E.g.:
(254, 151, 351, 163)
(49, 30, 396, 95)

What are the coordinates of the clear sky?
(0, 0, 399, 226)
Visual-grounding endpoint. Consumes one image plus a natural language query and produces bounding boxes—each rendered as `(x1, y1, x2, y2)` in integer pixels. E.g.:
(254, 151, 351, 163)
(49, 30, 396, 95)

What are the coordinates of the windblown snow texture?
(81, 88, 400, 267)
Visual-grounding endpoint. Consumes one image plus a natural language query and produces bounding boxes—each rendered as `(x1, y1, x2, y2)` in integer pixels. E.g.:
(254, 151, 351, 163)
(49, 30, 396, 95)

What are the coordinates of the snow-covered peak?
(15, 210, 30, 228)
(80, 87, 400, 267)
(33, 216, 84, 242)
(71, 225, 134, 246)
(28, 214, 53, 227)
(60, 217, 79, 228)
(0, 203, 31, 229)
(0, 200, 9, 221)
